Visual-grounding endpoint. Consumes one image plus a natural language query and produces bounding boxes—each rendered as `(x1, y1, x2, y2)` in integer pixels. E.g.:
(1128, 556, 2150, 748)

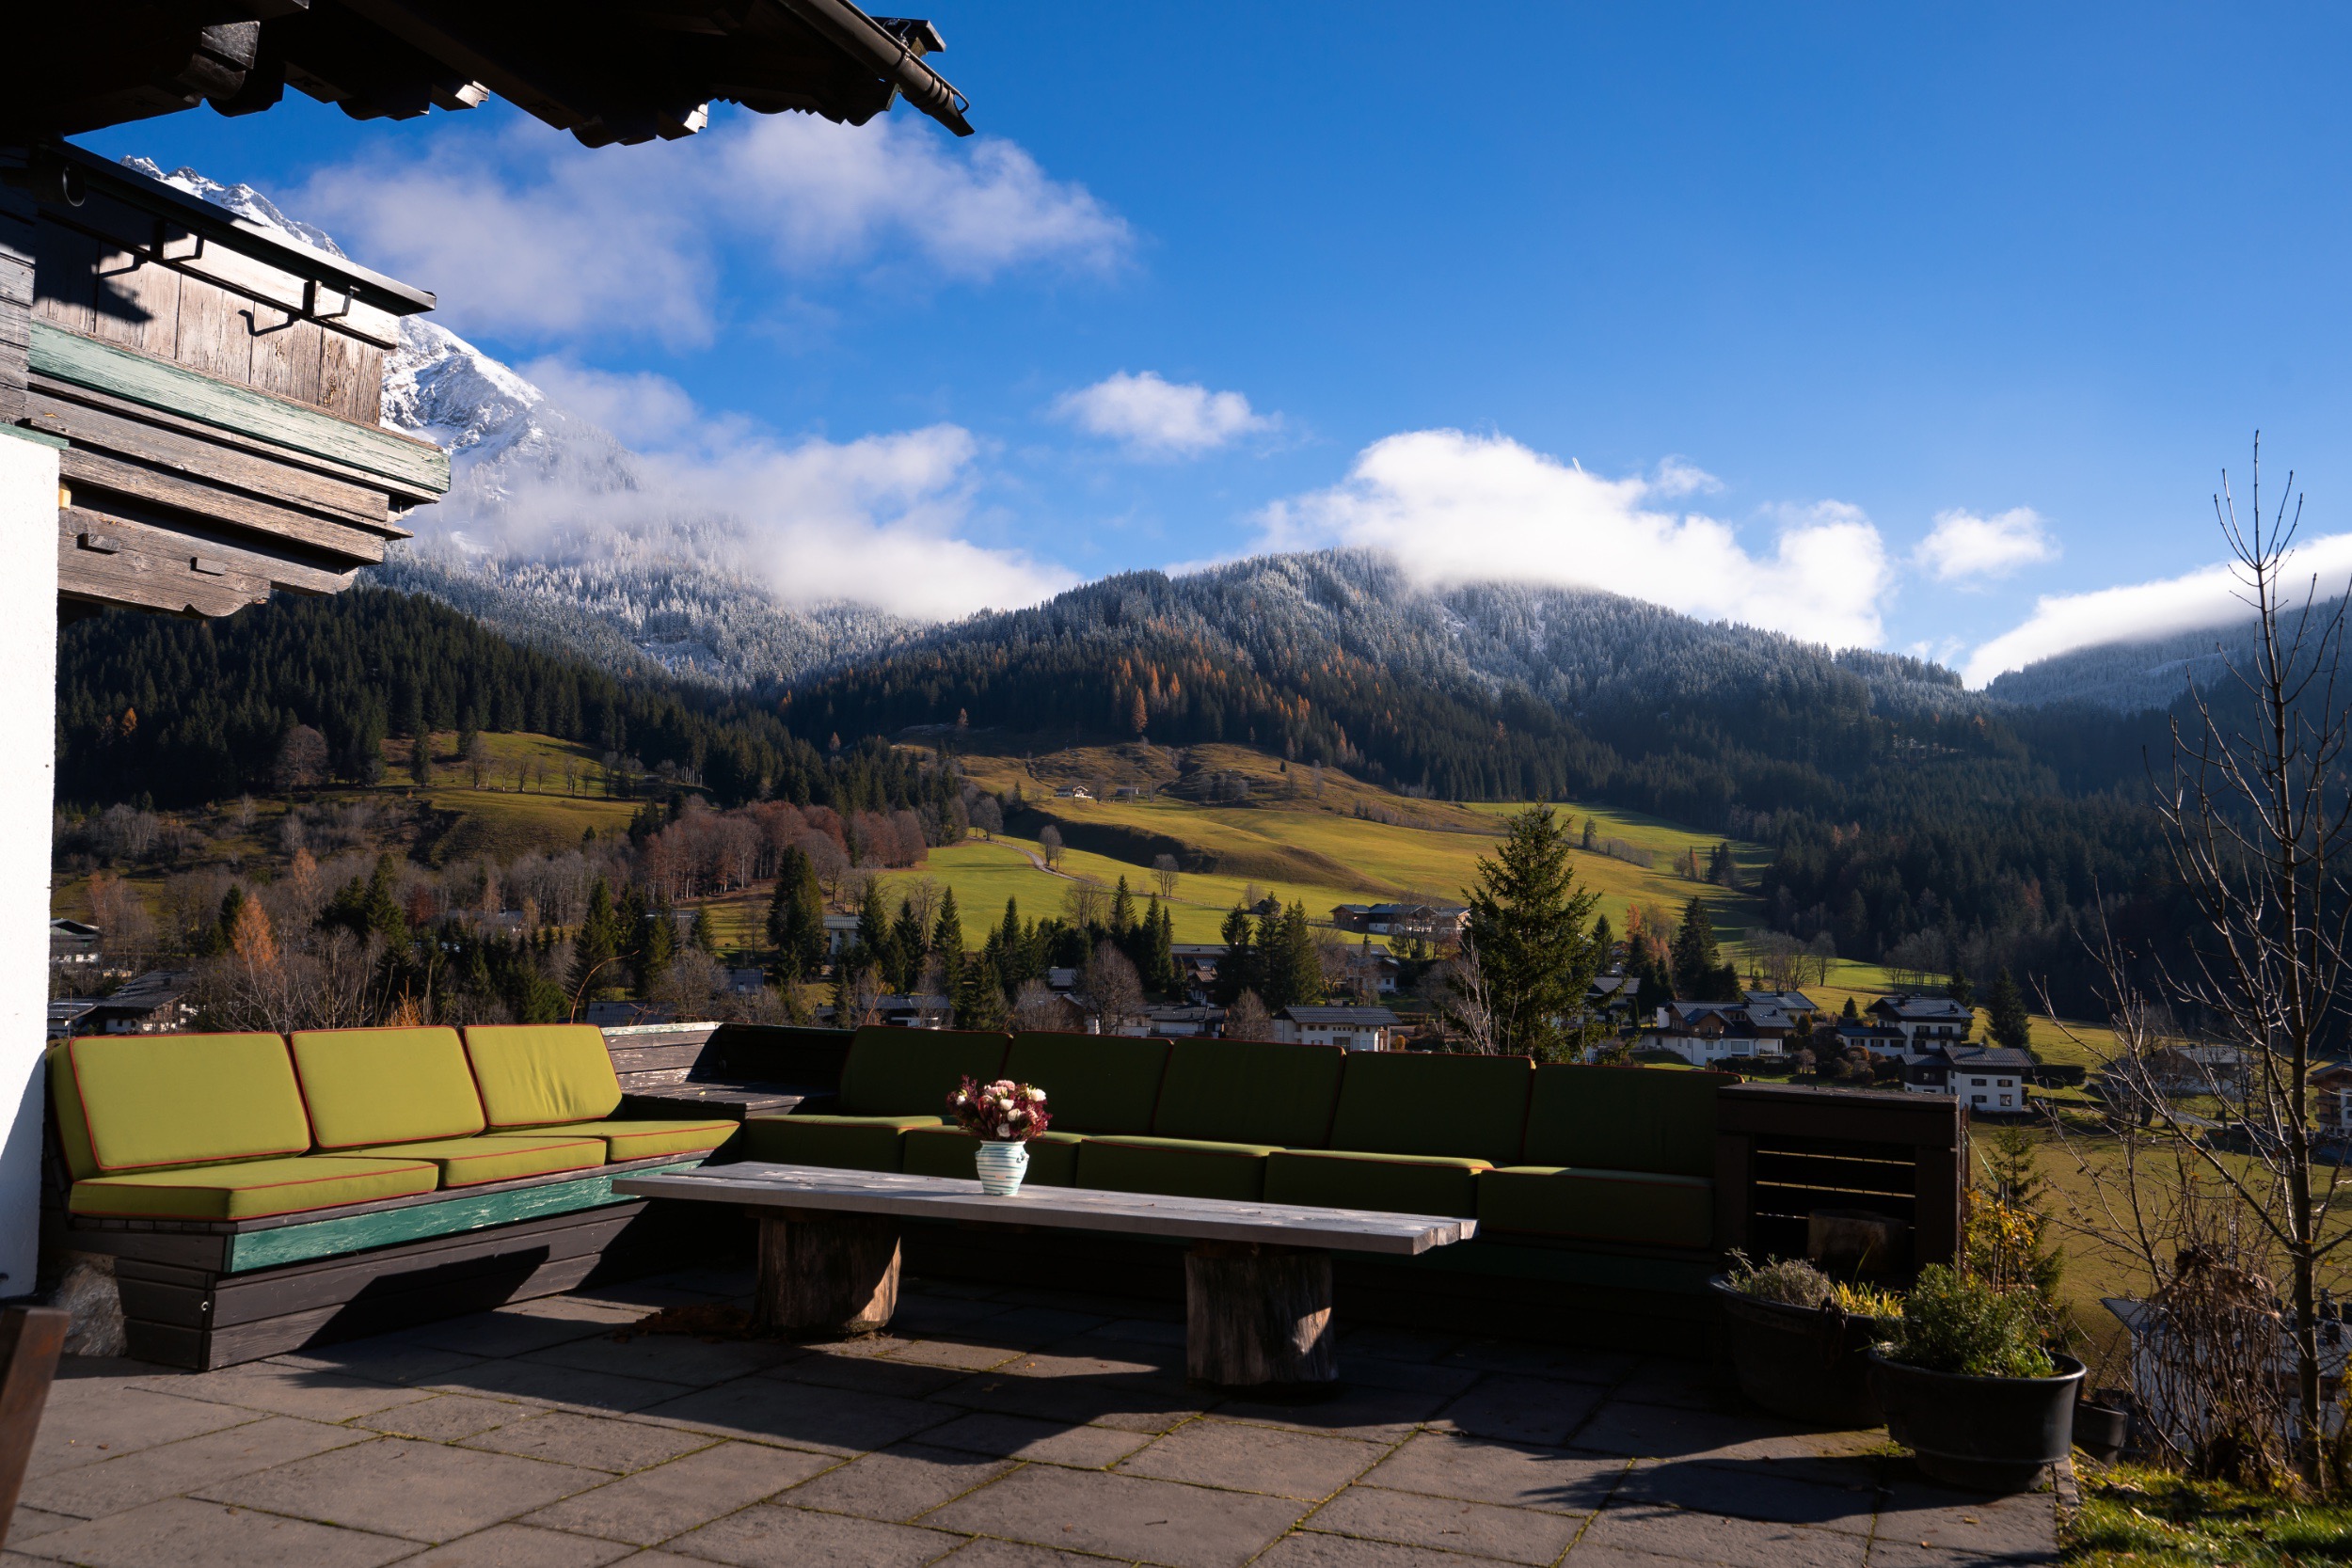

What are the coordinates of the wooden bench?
(606, 1022, 852, 1121)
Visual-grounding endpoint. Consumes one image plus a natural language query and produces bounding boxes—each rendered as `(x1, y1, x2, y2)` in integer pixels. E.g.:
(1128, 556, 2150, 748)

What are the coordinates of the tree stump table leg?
(1184, 1241, 1336, 1388)
(749, 1208, 900, 1338)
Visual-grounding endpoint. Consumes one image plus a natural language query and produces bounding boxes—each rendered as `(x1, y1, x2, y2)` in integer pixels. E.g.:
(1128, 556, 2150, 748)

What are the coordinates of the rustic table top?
(612, 1162, 1477, 1256)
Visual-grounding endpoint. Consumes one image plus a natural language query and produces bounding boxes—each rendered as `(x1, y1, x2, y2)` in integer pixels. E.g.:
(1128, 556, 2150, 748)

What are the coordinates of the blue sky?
(78, 3, 2352, 682)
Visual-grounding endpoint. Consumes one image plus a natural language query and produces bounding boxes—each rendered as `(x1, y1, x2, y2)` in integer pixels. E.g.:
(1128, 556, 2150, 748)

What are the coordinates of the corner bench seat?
(70, 1154, 441, 1221)
(344, 1132, 608, 1187)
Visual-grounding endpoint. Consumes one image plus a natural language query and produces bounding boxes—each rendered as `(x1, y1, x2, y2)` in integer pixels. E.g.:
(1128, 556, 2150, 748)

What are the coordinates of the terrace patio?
(5, 1266, 2060, 1568)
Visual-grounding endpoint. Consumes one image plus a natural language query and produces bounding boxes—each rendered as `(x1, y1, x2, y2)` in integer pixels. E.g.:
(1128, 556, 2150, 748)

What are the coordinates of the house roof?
(1743, 990, 1817, 1011)
(1872, 994, 1975, 1022)
(1281, 1006, 1402, 1026)
(13, 1, 970, 145)
(1948, 1046, 2036, 1070)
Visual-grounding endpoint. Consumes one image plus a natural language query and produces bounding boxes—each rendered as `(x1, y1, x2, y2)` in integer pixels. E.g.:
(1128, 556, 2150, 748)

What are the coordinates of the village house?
(1143, 1004, 1223, 1037)
(1275, 1005, 1404, 1052)
(823, 913, 863, 956)
(2315, 1061, 2352, 1143)
(1906, 1043, 2035, 1113)
(81, 970, 197, 1035)
(1868, 993, 1976, 1048)
(1744, 989, 1820, 1024)
(1169, 942, 1226, 993)
(1836, 1020, 1915, 1059)
(48, 918, 102, 972)
(1642, 998, 1793, 1067)
(1329, 902, 1469, 942)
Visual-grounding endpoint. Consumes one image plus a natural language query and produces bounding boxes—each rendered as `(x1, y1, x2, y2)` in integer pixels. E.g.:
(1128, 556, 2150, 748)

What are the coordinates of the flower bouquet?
(948, 1077, 1050, 1195)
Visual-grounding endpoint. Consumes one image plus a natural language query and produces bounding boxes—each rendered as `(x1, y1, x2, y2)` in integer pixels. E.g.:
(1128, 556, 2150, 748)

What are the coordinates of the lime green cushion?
(69, 1155, 438, 1220)
(741, 1113, 944, 1172)
(838, 1028, 1011, 1117)
(1477, 1165, 1715, 1248)
(461, 1024, 624, 1129)
(1519, 1064, 1732, 1175)
(46, 1045, 100, 1182)
(348, 1133, 607, 1188)
(57, 1033, 311, 1176)
(1003, 1032, 1168, 1134)
(542, 1118, 736, 1161)
(1328, 1052, 1534, 1164)
(902, 1126, 1084, 1185)
(1150, 1039, 1344, 1148)
(291, 1026, 485, 1149)
(1077, 1134, 1277, 1202)
(1263, 1148, 1490, 1218)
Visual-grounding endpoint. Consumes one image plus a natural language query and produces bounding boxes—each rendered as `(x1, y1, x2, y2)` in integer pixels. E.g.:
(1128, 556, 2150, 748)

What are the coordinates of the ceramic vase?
(975, 1139, 1028, 1196)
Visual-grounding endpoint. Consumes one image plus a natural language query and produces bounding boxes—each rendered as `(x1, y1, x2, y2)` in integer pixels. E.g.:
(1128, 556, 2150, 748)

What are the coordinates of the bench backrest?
(461, 1023, 624, 1128)
(1519, 1063, 1732, 1176)
(1003, 1032, 1168, 1134)
(290, 1026, 485, 1149)
(48, 1033, 311, 1180)
(1150, 1037, 1345, 1148)
(1328, 1051, 1534, 1164)
(837, 1028, 1011, 1117)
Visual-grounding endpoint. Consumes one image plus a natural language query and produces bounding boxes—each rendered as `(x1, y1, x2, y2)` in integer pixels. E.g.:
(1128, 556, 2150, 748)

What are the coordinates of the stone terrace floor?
(6, 1269, 2060, 1568)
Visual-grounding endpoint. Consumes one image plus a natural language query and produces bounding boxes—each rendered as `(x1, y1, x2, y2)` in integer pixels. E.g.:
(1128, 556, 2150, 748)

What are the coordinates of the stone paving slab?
(4, 1269, 2060, 1567)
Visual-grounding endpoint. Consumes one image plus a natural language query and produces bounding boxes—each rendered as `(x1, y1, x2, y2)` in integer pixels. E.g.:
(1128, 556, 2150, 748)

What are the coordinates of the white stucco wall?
(0, 433, 58, 1295)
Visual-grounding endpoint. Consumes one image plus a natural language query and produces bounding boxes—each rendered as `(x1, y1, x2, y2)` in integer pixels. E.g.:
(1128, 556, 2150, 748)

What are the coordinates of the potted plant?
(1867, 1265, 2086, 1492)
(1709, 1255, 1903, 1427)
(949, 1076, 1051, 1196)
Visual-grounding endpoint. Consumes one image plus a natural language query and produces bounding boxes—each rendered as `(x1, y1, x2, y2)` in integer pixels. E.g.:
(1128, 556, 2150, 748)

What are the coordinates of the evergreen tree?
(1141, 896, 1178, 995)
(1111, 876, 1136, 940)
(569, 877, 622, 1004)
(1591, 912, 1614, 962)
(931, 888, 965, 1003)
(1457, 805, 1603, 1059)
(765, 847, 826, 983)
(406, 721, 433, 787)
(1214, 905, 1261, 1004)
(857, 882, 898, 994)
(956, 962, 1008, 1030)
(1707, 841, 1738, 887)
(1259, 901, 1325, 1011)
(209, 884, 246, 957)
(1946, 967, 1976, 1012)
(891, 897, 928, 993)
(1668, 896, 1738, 1000)
(1842, 995, 1860, 1022)
(689, 904, 717, 954)
(1986, 968, 2032, 1053)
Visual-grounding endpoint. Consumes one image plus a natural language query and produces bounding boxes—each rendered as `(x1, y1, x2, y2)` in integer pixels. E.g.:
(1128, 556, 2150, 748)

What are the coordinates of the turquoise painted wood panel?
(225, 1158, 706, 1273)
(30, 324, 451, 495)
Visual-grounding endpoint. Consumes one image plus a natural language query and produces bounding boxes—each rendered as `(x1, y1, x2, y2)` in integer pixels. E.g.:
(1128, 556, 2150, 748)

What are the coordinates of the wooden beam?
(30, 324, 449, 495)
(60, 450, 389, 567)
(61, 503, 358, 597)
(0, 153, 30, 427)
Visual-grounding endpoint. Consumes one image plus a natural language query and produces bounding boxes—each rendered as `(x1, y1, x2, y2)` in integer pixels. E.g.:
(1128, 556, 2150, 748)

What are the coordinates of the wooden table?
(612, 1163, 1476, 1387)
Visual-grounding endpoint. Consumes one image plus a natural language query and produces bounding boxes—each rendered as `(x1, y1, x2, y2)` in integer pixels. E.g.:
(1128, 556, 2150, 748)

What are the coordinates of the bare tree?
(1039, 824, 1065, 871)
(1224, 989, 1273, 1040)
(465, 733, 494, 790)
(1081, 942, 1146, 1033)
(272, 726, 328, 794)
(2074, 440, 2352, 1486)
(1063, 878, 1109, 930)
(1152, 853, 1181, 899)
(1442, 931, 1501, 1053)
(1011, 977, 1079, 1033)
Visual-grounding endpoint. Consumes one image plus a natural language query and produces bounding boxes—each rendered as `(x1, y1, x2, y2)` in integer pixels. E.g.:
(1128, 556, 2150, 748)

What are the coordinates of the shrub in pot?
(1867, 1266, 2085, 1493)
(1710, 1255, 1903, 1427)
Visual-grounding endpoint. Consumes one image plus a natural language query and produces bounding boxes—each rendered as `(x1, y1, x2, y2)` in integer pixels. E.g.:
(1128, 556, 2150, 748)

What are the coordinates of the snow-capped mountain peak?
(121, 158, 348, 260)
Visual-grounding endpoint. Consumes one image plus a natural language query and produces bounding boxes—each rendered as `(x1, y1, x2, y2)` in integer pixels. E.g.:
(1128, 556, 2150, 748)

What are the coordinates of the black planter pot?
(2073, 1399, 2129, 1466)
(1708, 1276, 1894, 1428)
(1866, 1349, 2088, 1493)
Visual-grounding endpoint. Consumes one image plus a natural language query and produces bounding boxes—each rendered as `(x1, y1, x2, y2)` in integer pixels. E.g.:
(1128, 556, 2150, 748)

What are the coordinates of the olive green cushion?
(69, 1155, 439, 1220)
(1477, 1165, 1715, 1248)
(348, 1133, 607, 1188)
(1263, 1148, 1491, 1218)
(1003, 1032, 1168, 1133)
(902, 1126, 1084, 1186)
(543, 1118, 737, 1161)
(1077, 1134, 1277, 1202)
(461, 1023, 625, 1129)
(1328, 1052, 1534, 1164)
(1518, 1064, 1731, 1175)
(1149, 1038, 1345, 1148)
(837, 1028, 1011, 1117)
(55, 1033, 310, 1177)
(740, 1113, 944, 1172)
(291, 1026, 485, 1149)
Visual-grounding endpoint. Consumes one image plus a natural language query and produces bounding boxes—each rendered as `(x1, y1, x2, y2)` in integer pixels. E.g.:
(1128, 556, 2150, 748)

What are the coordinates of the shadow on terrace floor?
(6, 1269, 2061, 1567)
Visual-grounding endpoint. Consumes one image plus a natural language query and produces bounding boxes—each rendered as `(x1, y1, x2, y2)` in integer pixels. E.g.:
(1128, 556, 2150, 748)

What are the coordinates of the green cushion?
(1477, 1165, 1716, 1248)
(1004, 1032, 1168, 1133)
(69, 1155, 438, 1220)
(1077, 1134, 1277, 1202)
(1518, 1064, 1731, 1175)
(740, 1113, 944, 1172)
(1263, 1148, 1490, 1218)
(461, 1024, 625, 1129)
(541, 1118, 736, 1161)
(347, 1133, 607, 1189)
(1149, 1038, 1344, 1148)
(56, 1033, 311, 1176)
(837, 1028, 1011, 1117)
(46, 1045, 100, 1182)
(1328, 1052, 1534, 1164)
(290, 1026, 485, 1149)
(902, 1126, 1084, 1186)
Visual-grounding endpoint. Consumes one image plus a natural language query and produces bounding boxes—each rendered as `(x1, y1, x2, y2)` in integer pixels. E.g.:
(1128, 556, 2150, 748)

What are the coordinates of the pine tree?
(1111, 876, 1136, 940)
(1214, 905, 1260, 1004)
(891, 898, 927, 993)
(569, 877, 622, 1004)
(857, 882, 898, 994)
(765, 847, 826, 983)
(931, 888, 965, 1003)
(407, 724, 433, 787)
(1986, 968, 2032, 1053)
(1457, 805, 1602, 1059)
(1142, 896, 1177, 995)
(1259, 901, 1324, 1011)
(690, 904, 717, 954)
(1669, 896, 1737, 1000)
(1946, 967, 1976, 1012)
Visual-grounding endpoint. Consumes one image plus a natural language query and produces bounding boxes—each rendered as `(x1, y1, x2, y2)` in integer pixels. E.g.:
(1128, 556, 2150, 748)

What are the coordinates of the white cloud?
(1260, 429, 1891, 647)
(1960, 531, 2352, 688)
(1915, 506, 2057, 581)
(296, 111, 1130, 347)
(1055, 372, 1275, 458)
